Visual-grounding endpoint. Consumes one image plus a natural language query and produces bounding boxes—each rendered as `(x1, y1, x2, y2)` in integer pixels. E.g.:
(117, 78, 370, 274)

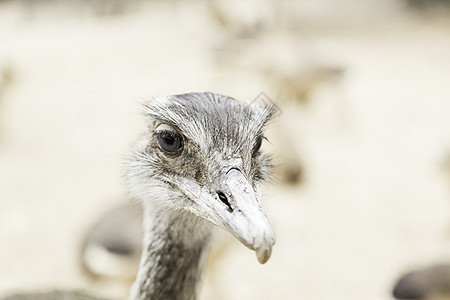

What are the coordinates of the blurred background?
(1, 0, 450, 299)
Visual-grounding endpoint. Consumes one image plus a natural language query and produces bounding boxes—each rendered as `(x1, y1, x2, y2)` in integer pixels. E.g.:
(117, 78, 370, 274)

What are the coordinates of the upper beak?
(176, 168, 276, 264)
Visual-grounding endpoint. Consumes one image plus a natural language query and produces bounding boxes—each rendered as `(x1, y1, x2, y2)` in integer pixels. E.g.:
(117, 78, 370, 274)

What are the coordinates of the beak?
(216, 168, 276, 264)
(175, 168, 276, 264)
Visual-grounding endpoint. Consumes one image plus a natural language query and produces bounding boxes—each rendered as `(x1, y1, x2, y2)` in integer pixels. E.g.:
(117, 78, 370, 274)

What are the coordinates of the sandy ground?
(1, 1, 450, 299)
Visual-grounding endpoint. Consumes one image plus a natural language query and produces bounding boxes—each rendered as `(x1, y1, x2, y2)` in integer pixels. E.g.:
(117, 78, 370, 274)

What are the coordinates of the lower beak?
(214, 168, 276, 264)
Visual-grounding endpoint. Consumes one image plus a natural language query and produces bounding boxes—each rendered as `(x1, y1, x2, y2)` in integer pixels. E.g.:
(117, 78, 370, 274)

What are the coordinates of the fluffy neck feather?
(129, 205, 212, 300)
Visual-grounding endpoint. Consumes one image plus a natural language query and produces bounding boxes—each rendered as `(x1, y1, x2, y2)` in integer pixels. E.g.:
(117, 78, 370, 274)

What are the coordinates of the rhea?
(128, 92, 276, 299)
(1, 92, 277, 300)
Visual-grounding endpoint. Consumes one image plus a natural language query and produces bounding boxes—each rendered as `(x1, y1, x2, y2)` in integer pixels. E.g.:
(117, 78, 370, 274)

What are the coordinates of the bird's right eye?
(156, 130, 183, 154)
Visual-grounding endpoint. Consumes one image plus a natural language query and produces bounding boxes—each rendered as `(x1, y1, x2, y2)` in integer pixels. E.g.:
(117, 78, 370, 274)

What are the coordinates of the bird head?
(127, 92, 277, 264)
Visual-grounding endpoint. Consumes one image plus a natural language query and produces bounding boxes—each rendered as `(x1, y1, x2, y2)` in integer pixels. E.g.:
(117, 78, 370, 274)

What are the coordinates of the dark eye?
(156, 130, 183, 154)
(252, 135, 263, 155)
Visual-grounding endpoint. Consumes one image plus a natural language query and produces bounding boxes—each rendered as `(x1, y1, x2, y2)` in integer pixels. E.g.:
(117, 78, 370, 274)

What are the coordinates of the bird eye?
(156, 130, 183, 154)
(252, 135, 263, 155)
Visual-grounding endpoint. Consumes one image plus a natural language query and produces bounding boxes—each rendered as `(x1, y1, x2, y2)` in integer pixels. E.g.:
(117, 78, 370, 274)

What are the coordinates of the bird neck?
(129, 205, 213, 300)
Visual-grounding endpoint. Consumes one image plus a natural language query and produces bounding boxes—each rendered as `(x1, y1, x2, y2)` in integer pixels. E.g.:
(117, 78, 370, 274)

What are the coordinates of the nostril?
(217, 191, 233, 212)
